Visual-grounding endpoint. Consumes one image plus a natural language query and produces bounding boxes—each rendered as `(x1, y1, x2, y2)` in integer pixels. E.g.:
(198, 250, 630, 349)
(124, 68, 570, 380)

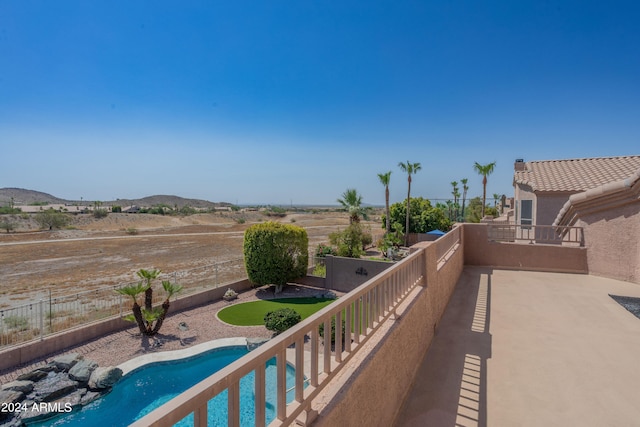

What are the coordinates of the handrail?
(487, 224, 584, 246)
(130, 248, 428, 427)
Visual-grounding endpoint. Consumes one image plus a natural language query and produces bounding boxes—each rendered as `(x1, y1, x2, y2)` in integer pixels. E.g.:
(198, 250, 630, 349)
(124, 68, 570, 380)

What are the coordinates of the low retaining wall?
(324, 255, 394, 292)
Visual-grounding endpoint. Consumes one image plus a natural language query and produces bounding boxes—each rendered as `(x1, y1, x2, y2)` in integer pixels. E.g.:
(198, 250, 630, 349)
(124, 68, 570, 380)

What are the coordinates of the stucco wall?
(578, 202, 640, 284)
(463, 223, 587, 273)
(313, 240, 464, 427)
(535, 192, 573, 226)
(324, 256, 394, 293)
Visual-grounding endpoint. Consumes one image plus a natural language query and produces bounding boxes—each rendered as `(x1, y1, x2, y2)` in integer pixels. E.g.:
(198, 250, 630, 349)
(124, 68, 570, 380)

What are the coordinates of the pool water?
(30, 346, 298, 426)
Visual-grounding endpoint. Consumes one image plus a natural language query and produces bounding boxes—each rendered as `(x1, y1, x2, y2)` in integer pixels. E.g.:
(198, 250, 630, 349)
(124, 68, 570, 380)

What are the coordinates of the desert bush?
(0, 220, 15, 233)
(264, 308, 301, 335)
(312, 263, 326, 277)
(243, 221, 308, 293)
(3, 315, 30, 331)
(35, 208, 70, 230)
(126, 227, 138, 235)
(93, 208, 108, 218)
(329, 223, 371, 258)
(315, 243, 337, 258)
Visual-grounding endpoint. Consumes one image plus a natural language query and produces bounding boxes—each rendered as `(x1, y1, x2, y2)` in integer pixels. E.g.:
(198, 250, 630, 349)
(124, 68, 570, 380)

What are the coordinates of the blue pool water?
(30, 346, 298, 426)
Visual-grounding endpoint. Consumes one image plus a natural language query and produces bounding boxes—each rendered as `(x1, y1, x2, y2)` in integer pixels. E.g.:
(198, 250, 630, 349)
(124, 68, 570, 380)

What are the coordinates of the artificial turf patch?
(217, 297, 335, 326)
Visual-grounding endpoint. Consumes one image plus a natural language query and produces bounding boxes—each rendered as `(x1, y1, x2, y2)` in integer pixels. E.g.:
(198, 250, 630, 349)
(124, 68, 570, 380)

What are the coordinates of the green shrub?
(318, 316, 346, 344)
(243, 221, 308, 293)
(93, 208, 108, 218)
(126, 227, 138, 235)
(264, 308, 301, 335)
(315, 243, 337, 258)
(312, 263, 326, 277)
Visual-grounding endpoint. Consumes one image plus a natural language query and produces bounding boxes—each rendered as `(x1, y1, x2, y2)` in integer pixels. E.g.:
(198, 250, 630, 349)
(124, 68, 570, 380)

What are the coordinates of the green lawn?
(217, 298, 335, 326)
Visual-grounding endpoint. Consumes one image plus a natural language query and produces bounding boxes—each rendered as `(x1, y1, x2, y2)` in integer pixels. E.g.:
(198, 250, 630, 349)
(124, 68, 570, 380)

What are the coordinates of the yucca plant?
(116, 269, 183, 336)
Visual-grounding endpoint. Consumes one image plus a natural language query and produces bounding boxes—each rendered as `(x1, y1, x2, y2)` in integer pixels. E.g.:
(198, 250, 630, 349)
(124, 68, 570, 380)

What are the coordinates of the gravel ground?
(0, 284, 333, 385)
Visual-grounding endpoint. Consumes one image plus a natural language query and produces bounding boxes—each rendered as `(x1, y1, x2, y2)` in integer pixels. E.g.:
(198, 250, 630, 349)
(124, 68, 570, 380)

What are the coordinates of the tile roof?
(513, 155, 640, 192)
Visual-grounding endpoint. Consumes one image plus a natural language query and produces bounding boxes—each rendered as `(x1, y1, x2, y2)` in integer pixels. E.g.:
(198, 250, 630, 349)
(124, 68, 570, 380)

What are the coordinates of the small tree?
(0, 220, 15, 233)
(243, 222, 309, 293)
(116, 268, 183, 336)
(329, 222, 372, 258)
(35, 208, 70, 230)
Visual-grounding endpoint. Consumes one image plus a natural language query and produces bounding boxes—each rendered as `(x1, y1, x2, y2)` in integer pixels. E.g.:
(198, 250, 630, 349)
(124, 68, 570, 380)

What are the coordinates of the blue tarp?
(426, 229, 446, 236)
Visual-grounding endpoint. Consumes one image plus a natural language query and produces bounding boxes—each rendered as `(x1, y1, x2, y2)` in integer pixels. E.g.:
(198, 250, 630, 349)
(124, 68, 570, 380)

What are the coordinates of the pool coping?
(118, 336, 248, 376)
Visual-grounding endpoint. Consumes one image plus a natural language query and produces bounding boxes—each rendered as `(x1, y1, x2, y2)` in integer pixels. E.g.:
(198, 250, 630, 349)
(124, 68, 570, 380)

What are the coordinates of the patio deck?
(395, 267, 640, 427)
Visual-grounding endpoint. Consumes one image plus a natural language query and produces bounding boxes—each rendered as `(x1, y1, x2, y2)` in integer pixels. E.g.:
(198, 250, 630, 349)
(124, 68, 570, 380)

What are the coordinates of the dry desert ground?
(0, 210, 383, 308)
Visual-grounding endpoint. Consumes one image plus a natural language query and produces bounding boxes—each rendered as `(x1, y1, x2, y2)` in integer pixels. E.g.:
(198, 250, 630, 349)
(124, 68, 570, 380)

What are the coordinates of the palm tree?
(377, 172, 392, 234)
(493, 193, 502, 215)
(473, 162, 497, 218)
(460, 178, 469, 221)
(117, 269, 182, 336)
(451, 181, 459, 221)
(398, 161, 422, 246)
(337, 188, 367, 224)
(137, 268, 161, 312)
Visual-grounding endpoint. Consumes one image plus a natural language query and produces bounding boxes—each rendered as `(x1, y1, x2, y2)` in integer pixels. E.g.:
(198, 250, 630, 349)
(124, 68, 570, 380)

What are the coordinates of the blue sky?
(1, 1, 639, 206)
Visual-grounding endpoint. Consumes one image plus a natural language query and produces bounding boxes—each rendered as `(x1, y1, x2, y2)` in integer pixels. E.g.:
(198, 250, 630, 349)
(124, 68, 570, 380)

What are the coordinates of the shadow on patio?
(395, 267, 492, 427)
(395, 266, 640, 427)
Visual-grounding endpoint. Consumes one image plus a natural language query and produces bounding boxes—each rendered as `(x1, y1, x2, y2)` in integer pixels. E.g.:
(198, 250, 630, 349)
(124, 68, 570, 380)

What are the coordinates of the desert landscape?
(0, 209, 382, 309)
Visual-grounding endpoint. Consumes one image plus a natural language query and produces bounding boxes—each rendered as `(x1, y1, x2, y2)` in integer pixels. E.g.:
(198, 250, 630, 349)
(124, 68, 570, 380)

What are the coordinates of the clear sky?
(1, 1, 639, 206)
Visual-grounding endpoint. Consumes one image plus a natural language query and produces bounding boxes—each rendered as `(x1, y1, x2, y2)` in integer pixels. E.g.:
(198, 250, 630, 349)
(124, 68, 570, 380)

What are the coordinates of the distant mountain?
(0, 188, 229, 208)
(0, 188, 67, 205)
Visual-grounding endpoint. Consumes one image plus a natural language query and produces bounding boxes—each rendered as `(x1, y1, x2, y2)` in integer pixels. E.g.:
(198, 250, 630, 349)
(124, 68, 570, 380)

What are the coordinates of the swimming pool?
(29, 344, 298, 426)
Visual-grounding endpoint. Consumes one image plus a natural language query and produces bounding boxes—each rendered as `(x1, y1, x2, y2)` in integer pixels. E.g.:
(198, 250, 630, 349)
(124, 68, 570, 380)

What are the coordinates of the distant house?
(512, 156, 640, 227)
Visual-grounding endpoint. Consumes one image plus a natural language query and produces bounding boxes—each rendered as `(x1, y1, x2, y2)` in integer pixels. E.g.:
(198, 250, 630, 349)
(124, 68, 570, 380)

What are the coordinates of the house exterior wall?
(578, 202, 640, 284)
(534, 192, 573, 226)
(514, 184, 536, 226)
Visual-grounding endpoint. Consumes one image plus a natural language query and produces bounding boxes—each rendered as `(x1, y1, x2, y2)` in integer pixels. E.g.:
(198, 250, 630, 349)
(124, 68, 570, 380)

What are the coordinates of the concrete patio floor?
(394, 267, 640, 427)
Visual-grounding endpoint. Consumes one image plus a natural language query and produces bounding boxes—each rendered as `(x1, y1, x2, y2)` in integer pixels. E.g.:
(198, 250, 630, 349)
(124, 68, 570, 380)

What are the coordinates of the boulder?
(1, 380, 34, 394)
(16, 369, 49, 382)
(88, 366, 122, 390)
(68, 359, 98, 383)
(0, 389, 24, 405)
(49, 353, 83, 372)
(32, 372, 79, 402)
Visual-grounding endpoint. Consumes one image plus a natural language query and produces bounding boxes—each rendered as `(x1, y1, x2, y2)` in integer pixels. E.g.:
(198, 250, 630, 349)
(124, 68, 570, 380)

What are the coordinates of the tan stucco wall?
(312, 240, 464, 427)
(535, 192, 573, 226)
(463, 223, 588, 273)
(578, 202, 640, 284)
(324, 256, 394, 292)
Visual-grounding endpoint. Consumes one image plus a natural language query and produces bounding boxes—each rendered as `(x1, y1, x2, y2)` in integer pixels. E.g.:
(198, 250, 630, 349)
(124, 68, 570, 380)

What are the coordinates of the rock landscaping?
(0, 353, 121, 426)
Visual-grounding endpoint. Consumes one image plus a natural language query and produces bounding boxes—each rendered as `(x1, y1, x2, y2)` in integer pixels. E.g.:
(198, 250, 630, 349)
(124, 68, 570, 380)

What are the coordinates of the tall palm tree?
(451, 181, 459, 221)
(377, 171, 392, 234)
(398, 161, 422, 246)
(460, 178, 469, 221)
(473, 162, 496, 218)
(337, 188, 367, 224)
